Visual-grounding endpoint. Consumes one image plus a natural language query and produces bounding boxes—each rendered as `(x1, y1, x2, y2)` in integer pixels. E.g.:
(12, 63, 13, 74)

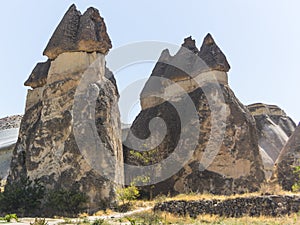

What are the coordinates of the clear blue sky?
(0, 0, 299, 123)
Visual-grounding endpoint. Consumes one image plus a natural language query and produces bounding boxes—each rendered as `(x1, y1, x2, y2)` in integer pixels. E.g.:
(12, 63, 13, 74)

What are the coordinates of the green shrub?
(45, 188, 88, 217)
(292, 166, 300, 192)
(0, 213, 19, 222)
(116, 184, 139, 205)
(0, 176, 45, 216)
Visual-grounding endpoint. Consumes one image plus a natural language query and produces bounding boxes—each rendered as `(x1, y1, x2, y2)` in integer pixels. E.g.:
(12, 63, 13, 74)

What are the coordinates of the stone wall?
(154, 195, 300, 218)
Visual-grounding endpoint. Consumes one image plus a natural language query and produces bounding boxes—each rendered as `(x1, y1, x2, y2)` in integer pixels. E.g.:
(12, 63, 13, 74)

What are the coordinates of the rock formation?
(0, 115, 22, 182)
(43, 4, 111, 60)
(272, 124, 300, 191)
(8, 5, 122, 210)
(247, 103, 296, 179)
(124, 34, 265, 196)
(0, 115, 22, 130)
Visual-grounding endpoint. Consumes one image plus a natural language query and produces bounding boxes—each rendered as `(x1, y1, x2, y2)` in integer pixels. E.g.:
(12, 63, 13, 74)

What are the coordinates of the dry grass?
(123, 210, 300, 225)
(92, 199, 154, 216)
(93, 209, 115, 216)
(131, 199, 155, 208)
(196, 213, 300, 225)
(161, 189, 298, 203)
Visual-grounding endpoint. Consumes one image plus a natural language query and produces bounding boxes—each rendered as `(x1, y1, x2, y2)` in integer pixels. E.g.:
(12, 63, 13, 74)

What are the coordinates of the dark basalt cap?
(24, 59, 51, 88)
(198, 33, 230, 72)
(43, 4, 112, 60)
(181, 36, 199, 54)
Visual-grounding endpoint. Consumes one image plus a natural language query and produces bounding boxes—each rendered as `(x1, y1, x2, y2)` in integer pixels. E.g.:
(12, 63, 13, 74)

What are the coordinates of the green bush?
(0, 176, 45, 216)
(0, 213, 19, 222)
(292, 166, 300, 192)
(45, 188, 88, 216)
(116, 184, 139, 205)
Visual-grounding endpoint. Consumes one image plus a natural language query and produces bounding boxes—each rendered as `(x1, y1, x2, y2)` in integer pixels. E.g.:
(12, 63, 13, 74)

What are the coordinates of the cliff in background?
(247, 103, 296, 179)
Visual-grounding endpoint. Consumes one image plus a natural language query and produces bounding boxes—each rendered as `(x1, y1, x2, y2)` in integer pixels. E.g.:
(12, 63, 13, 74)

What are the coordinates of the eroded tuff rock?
(8, 5, 122, 211)
(43, 4, 112, 60)
(272, 124, 300, 191)
(0, 115, 22, 181)
(247, 103, 296, 179)
(124, 35, 265, 196)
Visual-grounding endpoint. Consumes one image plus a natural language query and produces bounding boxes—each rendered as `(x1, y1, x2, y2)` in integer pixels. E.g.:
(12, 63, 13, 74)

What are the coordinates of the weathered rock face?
(198, 34, 230, 72)
(43, 4, 112, 60)
(247, 103, 296, 179)
(0, 115, 22, 181)
(124, 35, 265, 196)
(272, 124, 300, 191)
(8, 5, 122, 210)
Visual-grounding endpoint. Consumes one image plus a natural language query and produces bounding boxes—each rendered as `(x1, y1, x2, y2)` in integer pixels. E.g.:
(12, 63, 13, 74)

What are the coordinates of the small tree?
(116, 183, 139, 206)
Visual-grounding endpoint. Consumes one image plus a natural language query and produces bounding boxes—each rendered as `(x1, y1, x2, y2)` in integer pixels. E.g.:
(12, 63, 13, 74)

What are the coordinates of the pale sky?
(0, 0, 299, 123)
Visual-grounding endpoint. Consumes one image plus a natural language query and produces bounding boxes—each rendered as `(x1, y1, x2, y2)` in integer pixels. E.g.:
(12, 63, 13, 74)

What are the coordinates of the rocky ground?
(1, 207, 152, 225)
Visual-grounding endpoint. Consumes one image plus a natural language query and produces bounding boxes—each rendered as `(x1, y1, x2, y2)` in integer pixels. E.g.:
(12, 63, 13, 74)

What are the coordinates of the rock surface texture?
(8, 5, 122, 210)
(247, 103, 296, 179)
(0, 115, 22, 131)
(43, 4, 112, 60)
(123, 34, 265, 196)
(272, 124, 300, 191)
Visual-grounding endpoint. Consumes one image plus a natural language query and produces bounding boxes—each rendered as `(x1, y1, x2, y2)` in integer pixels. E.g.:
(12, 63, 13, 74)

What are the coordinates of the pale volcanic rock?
(0, 115, 22, 131)
(0, 115, 22, 181)
(124, 35, 265, 196)
(8, 5, 122, 211)
(247, 103, 296, 179)
(272, 124, 300, 191)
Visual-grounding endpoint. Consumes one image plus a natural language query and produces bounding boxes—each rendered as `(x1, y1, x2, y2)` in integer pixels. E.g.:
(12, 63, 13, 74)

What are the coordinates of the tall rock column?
(124, 35, 265, 196)
(8, 5, 122, 210)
